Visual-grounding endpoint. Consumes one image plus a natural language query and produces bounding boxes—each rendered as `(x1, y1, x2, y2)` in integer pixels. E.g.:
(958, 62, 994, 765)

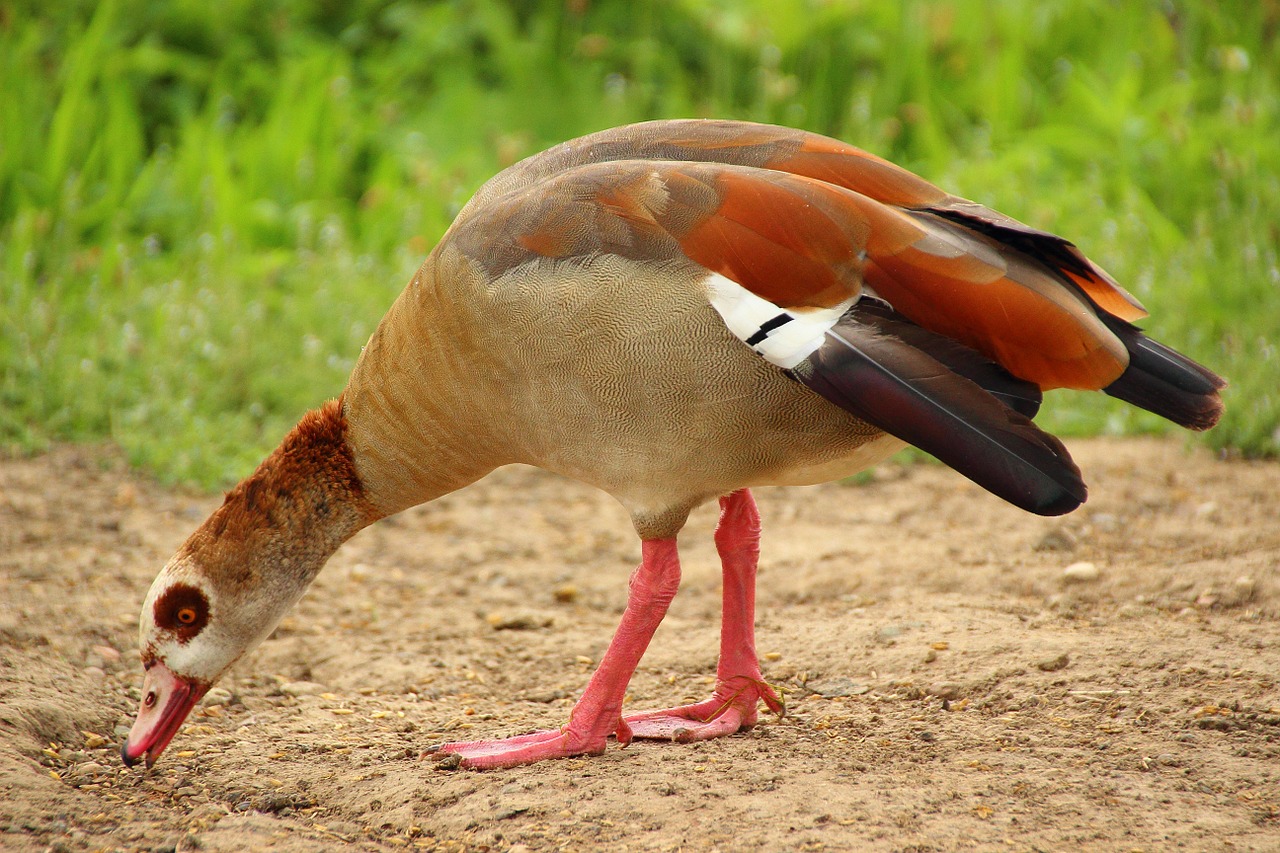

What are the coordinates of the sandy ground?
(1, 437, 1278, 852)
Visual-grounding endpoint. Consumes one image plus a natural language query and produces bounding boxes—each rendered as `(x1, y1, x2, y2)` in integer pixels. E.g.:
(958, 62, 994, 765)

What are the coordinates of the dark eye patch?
(153, 583, 210, 643)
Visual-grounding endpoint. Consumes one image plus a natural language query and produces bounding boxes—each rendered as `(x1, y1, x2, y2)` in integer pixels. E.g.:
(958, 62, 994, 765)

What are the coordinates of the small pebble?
(807, 677, 868, 698)
(876, 625, 904, 643)
(1062, 562, 1100, 583)
(875, 622, 923, 644)
(92, 645, 122, 663)
(1089, 512, 1120, 532)
(552, 583, 579, 603)
(203, 687, 234, 706)
(1034, 529, 1076, 552)
(485, 611, 553, 631)
(926, 683, 964, 700)
(495, 805, 530, 820)
(1036, 652, 1070, 672)
(1195, 591, 1219, 608)
(522, 689, 568, 703)
(280, 681, 328, 698)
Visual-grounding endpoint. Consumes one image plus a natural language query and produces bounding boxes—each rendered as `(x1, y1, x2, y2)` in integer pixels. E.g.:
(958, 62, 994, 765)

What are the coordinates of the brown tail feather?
(1100, 318, 1227, 431)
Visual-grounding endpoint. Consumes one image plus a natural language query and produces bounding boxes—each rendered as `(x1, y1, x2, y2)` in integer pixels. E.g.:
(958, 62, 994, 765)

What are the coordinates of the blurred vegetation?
(1, 0, 1277, 487)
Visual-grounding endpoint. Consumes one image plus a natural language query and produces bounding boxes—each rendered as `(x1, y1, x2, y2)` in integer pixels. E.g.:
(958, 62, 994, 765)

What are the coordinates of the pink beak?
(121, 662, 208, 768)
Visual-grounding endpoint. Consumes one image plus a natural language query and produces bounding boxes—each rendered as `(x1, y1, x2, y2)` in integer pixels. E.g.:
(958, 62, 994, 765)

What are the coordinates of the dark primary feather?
(850, 299, 1044, 419)
(790, 315, 1087, 516)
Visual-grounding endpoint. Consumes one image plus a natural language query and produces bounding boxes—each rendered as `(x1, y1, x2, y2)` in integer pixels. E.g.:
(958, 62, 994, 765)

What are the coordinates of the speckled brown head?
(123, 399, 378, 767)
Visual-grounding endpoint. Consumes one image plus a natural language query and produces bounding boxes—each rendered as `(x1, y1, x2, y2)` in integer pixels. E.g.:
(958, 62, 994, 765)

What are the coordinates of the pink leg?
(433, 538, 681, 769)
(624, 489, 783, 742)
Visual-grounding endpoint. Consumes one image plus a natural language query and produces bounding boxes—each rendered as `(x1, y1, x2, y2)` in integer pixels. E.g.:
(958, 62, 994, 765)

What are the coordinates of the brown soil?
(1, 438, 1278, 852)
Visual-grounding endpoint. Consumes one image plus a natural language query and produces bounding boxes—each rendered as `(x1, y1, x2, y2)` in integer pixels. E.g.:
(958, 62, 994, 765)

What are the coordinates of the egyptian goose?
(122, 119, 1224, 770)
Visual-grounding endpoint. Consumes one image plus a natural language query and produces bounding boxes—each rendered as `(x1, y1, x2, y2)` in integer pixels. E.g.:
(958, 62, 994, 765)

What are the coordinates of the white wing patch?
(704, 272, 855, 369)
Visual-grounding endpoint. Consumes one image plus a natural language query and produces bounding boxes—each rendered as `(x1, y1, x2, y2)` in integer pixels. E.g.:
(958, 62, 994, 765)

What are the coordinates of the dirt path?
(2, 438, 1278, 852)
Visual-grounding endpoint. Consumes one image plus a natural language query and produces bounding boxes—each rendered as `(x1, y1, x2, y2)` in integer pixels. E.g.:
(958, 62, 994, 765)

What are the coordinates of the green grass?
(2, 0, 1277, 488)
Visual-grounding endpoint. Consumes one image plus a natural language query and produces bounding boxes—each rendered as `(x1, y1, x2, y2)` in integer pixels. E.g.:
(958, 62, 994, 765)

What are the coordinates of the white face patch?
(703, 271, 856, 369)
(139, 565, 223, 682)
(139, 554, 317, 686)
(139, 558, 245, 684)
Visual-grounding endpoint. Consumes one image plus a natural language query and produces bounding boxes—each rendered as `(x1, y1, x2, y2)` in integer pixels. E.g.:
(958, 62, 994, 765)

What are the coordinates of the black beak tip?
(121, 742, 137, 768)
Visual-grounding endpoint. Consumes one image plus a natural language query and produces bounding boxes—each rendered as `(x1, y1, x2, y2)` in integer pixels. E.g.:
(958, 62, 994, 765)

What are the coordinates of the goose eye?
(153, 584, 209, 641)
